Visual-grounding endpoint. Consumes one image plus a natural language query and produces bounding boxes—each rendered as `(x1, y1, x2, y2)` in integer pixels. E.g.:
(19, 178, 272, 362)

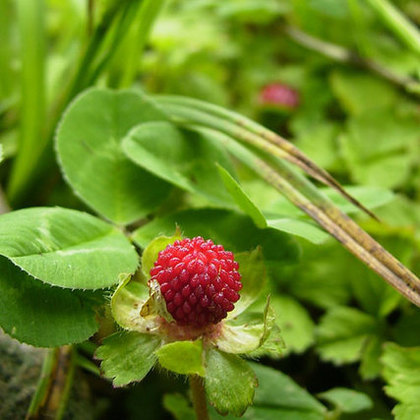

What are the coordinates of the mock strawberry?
(150, 237, 242, 327)
(259, 83, 299, 109)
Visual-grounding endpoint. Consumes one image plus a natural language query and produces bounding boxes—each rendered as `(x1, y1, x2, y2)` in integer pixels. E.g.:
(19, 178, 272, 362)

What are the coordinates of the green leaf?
(349, 235, 408, 317)
(323, 185, 394, 216)
(0, 257, 99, 347)
(381, 343, 420, 403)
(0, 207, 138, 289)
(228, 248, 266, 318)
(216, 164, 267, 228)
(318, 387, 373, 413)
(132, 208, 300, 266)
(222, 162, 389, 246)
(205, 349, 257, 416)
(56, 88, 172, 225)
(249, 362, 326, 418)
(141, 229, 182, 278)
(340, 110, 418, 189)
(393, 404, 420, 420)
(111, 275, 158, 332)
(330, 70, 397, 116)
(316, 307, 377, 364)
(393, 309, 420, 347)
(381, 343, 420, 419)
(156, 340, 205, 376)
(360, 335, 383, 380)
(280, 242, 352, 309)
(270, 295, 315, 355)
(122, 121, 235, 207)
(294, 121, 340, 171)
(96, 331, 161, 387)
(267, 218, 329, 244)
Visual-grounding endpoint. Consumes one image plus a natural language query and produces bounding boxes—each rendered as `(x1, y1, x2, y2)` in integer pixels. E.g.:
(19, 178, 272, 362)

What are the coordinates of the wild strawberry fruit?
(259, 83, 300, 109)
(150, 237, 242, 328)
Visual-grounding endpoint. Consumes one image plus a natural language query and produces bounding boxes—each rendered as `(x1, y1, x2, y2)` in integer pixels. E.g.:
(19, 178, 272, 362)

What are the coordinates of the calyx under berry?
(150, 236, 242, 327)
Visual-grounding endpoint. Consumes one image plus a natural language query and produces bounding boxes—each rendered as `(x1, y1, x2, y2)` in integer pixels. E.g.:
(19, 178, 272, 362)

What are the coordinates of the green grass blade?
(156, 98, 420, 307)
(7, 0, 46, 205)
(118, 0, 166, 87)
(156, 95, 378, 220)
(366, 0, 420, 54)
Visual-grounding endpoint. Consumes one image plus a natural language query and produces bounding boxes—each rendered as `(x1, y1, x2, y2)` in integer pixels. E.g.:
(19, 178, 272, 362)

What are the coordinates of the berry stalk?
(189, 375, 209, 420)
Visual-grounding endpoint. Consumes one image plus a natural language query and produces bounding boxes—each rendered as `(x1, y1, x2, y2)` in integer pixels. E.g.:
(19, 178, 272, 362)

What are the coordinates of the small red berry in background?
(150, 237, 242, 328)
(259, 83, 300, 110)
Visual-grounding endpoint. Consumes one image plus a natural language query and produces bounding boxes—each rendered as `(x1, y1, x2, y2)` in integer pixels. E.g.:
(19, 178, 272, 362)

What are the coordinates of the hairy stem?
(189, 375, 209, 420)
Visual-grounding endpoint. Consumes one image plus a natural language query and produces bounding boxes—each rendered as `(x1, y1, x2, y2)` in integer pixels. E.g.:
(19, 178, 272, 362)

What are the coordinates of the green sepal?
(95, 331, 162, 387)
(204, 348, 257, 416)
(140, 278, 174, 322)
(111, 274, 160, 333)
(156, 340, 205, 376)
(248, 323, 284, 359)
(215, 296, 283, 357)
(140, 228, 183, 279)
(138, 230, 184, 322)
(227, 247, 266, 319)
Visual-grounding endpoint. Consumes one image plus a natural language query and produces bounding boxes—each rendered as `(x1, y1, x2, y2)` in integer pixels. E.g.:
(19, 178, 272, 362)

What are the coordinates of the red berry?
(259, 83, 300, 109)
(150, 237, 242, 327)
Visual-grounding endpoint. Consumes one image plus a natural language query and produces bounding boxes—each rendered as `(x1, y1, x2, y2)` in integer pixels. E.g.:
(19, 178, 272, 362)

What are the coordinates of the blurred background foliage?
(0, 0, 420, 419)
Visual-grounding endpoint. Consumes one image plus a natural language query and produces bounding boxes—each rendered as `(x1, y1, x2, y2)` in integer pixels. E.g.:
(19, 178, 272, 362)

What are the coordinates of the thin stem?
(26, 346, 75, 420)
(284, 26, 420, 96)
(0, 185, 10, 214)
(366, 0, 420, 55)
(87, 0, 95, 36)
(189, 375, 209, 420)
